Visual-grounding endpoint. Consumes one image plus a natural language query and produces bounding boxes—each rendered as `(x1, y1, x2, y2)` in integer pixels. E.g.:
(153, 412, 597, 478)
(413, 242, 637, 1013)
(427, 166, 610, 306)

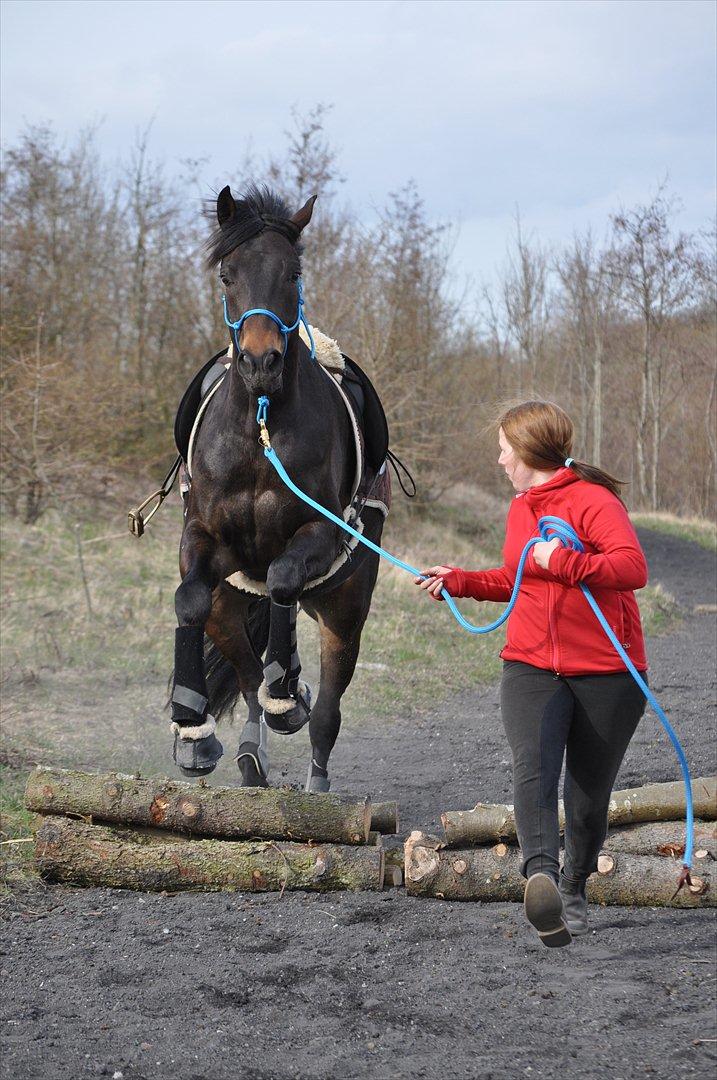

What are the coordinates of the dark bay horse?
(170, 185, 386, 792)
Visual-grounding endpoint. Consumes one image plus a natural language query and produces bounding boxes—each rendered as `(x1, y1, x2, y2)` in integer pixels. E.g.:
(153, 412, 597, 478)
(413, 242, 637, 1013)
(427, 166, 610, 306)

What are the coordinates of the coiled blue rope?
(258, 401, 695, 879)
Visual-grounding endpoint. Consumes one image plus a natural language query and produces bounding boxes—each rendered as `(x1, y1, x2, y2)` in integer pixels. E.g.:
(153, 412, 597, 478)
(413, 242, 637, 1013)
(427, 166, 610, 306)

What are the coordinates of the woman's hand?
(532, 537, 562, 570)
(414, 565, 454, 601)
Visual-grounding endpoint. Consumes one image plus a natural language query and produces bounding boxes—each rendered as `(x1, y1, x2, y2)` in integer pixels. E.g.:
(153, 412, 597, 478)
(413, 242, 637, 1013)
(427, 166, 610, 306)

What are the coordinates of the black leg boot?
(559, 873, 589, 936)
(171, 625, 223, 776)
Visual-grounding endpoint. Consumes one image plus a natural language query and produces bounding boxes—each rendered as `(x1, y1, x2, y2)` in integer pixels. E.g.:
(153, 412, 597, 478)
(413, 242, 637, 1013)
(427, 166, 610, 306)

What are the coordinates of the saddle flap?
(341, 355, 390, 474)
(174, 349, 229, 461)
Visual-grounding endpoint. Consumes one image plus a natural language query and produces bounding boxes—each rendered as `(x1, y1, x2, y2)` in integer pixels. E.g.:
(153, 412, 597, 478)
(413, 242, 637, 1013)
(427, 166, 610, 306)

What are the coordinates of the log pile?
(26, 767, 399, 895)
(406, 776, 716, 908)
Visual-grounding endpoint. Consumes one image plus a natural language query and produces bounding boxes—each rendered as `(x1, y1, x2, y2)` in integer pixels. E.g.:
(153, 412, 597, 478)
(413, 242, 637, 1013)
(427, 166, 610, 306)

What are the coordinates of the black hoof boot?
(173, 731, 223, 777)
(559, 874, 589, 935)
(236, 726, 269, 787)
(237, 755, 269, 787)
(305, 759, 330, 793)
(524, 873, 572, 948)
(261, 683, 312, 736)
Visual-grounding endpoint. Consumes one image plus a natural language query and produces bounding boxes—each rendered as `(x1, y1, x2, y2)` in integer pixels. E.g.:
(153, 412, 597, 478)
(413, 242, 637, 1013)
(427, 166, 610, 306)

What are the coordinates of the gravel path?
(2, 528, 716, 1080)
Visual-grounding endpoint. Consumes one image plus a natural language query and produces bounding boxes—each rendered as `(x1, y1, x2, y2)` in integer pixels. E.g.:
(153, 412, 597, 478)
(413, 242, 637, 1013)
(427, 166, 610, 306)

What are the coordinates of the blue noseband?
(222, 278, 316, 360)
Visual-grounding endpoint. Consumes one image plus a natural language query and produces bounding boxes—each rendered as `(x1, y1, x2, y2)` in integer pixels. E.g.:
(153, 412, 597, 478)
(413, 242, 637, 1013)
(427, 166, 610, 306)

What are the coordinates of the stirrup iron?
(128, 455, 182, 537)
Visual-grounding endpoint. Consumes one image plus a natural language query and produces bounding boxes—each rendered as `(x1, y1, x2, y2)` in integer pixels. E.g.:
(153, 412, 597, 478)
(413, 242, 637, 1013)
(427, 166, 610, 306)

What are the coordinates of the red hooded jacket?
(443, 469, 648, 675)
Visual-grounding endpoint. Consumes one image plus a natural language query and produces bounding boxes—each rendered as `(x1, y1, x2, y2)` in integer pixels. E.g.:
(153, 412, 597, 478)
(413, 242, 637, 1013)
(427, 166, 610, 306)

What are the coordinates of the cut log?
(404, 831, 714, 907)
(441, 775, 717, 847)
(370, 802, 399, 835)
(607, 776, 717, 827)
(382, 840, 406, 871)
(25, 767, 372, 845)
(35, 817, 385, 893)
(383, 866, 403, 888)
(405, 832, 522, 902)
(442, 803, 520, 847)
(604, 820, 716, 859)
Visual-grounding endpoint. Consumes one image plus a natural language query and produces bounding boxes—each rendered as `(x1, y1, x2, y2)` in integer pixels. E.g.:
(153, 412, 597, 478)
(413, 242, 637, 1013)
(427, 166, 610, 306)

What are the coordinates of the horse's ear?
(290, 194, 317, 233)
(217, 186, 235, 228)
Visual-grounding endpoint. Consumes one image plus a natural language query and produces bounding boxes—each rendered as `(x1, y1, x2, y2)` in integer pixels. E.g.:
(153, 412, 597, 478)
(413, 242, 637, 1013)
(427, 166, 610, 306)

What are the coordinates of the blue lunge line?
(258, 400, 695, 879)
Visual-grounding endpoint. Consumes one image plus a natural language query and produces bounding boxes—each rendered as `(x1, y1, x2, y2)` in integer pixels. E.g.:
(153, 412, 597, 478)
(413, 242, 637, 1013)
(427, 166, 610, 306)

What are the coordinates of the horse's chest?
(204, 484, 299, 570)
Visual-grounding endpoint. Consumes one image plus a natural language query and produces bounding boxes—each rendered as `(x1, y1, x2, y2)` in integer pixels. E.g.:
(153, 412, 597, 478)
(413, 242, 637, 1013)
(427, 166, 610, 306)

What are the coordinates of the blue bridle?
(222, 277, 316, 361)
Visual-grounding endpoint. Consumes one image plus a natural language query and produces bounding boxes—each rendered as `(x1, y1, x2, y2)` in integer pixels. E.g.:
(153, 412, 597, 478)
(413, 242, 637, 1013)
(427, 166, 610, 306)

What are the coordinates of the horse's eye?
(220, 273, 233, 286)
(289, 271, 300, 283)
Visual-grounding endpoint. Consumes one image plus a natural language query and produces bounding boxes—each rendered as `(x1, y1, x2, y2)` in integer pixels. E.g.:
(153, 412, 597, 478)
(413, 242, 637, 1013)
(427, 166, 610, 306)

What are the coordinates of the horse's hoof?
(262, 684, 312, 736)
(236, 744, 269, 788)
(173, 731, 223, 776)
(306, 759, 331, 793)
(307, 775, 331, 793)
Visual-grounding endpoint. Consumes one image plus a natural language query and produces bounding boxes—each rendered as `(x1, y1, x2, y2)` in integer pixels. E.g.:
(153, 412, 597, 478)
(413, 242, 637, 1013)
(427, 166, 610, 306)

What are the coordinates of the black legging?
(500, 660, 648, 882)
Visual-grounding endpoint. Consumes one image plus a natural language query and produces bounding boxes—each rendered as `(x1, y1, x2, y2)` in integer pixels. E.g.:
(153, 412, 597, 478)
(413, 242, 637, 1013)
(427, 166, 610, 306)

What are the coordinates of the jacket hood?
(521, 467, 581, 507)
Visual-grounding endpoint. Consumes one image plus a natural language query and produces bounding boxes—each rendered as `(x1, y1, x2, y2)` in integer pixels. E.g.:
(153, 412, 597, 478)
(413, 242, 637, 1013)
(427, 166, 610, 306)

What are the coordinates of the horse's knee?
(175, 577, 212, 625)
(266, 557, 306, 606)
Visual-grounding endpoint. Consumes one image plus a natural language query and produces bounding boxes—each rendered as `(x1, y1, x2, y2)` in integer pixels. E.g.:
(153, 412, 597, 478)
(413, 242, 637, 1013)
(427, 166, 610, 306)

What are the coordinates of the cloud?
(2, 0, 714, 287)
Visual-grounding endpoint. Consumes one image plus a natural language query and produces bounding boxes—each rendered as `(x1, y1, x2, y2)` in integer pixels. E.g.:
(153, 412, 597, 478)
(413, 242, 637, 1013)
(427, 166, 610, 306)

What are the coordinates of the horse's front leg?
(260, 522, 338, 735)
(171, 522, 223, 777)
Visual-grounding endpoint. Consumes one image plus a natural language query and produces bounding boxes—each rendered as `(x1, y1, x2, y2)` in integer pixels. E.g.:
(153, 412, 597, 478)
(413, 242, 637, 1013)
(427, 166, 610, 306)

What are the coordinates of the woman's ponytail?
(563, 457, 624, 499)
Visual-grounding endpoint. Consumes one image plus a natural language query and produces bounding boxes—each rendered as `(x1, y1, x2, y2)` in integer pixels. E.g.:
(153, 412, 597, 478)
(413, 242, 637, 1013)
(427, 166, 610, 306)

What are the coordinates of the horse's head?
(208, 185, 317, 396)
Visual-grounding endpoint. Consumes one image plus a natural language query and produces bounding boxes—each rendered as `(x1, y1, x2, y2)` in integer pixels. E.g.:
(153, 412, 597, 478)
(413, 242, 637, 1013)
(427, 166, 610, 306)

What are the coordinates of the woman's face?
(498, 427, 535, 492)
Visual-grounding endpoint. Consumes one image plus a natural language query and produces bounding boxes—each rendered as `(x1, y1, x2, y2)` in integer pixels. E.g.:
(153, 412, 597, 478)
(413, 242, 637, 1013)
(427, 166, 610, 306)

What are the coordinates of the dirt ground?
(2, 527, 716, 1080)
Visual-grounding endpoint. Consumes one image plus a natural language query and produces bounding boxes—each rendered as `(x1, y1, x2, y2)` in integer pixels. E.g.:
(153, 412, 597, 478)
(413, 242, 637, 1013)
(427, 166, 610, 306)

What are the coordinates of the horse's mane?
(205, 184, 302, 268)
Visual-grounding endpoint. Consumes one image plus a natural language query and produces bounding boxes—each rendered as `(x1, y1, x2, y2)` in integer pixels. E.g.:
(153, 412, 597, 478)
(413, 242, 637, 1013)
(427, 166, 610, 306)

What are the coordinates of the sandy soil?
(1, 528, 716, 1080)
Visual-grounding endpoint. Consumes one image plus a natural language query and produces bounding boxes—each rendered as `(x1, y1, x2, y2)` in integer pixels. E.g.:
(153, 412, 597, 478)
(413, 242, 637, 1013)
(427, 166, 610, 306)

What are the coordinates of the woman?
(416, 401, 648, 948)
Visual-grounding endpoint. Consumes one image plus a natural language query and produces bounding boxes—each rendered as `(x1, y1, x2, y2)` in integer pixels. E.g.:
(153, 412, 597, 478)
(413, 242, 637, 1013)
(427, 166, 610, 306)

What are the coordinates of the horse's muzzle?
(236, 347, 284, 397)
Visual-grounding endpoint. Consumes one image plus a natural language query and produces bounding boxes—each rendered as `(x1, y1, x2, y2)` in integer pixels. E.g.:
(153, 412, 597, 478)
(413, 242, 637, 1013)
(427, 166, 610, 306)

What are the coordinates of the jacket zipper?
(548, 581, 560, 674)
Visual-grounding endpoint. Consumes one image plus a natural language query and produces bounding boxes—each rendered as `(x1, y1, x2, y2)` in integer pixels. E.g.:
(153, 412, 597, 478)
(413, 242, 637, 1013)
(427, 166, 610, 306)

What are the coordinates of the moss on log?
(35, 817, 385, 893)
(25, 767, 372, 845)
(441, 776, 717, 847)
(404, 831, 714, 908)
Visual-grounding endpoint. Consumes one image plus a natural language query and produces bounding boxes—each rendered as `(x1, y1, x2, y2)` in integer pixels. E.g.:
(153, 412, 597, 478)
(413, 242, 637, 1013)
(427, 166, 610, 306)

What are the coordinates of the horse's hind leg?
(236, 692, 269, 787)
(205, 584, 270, 787)
(301, 554, 380, 792)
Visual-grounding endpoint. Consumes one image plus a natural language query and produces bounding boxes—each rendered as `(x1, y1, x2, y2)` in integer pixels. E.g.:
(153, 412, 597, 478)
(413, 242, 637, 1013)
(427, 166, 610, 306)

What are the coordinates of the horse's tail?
(204, 594, 271, 722)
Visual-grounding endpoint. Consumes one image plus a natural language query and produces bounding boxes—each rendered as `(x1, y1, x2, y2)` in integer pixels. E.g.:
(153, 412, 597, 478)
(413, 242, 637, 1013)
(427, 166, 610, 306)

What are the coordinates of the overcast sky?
(2, 0, 715, 289)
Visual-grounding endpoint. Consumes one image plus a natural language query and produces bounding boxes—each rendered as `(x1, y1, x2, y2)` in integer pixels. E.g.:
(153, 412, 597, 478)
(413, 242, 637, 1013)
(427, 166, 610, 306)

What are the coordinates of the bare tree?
(502, 214, 551, 395)
(556, 231, 620, 465)
(609, 186, 701, 509)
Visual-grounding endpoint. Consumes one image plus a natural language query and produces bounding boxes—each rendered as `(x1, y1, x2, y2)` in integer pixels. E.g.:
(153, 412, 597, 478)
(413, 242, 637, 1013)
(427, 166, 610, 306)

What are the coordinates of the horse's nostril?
(263, 349, 283, 371)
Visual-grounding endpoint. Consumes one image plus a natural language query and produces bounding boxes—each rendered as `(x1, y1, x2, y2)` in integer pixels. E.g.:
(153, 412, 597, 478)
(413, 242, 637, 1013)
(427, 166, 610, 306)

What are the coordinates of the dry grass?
(631, 511, 716, 551)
